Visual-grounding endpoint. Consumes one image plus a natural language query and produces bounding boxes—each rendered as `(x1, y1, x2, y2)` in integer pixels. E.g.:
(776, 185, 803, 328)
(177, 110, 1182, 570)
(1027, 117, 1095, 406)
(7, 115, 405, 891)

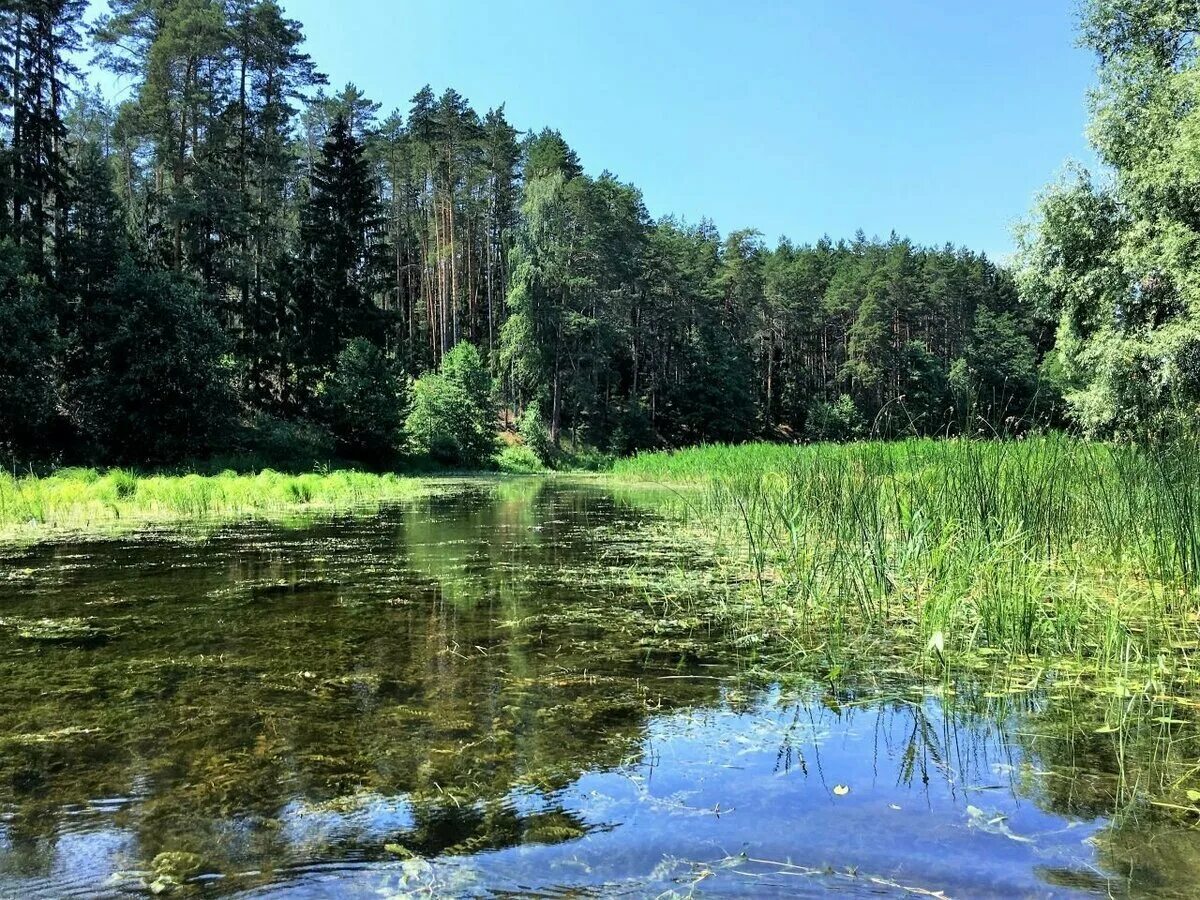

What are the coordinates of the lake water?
(1, 479, 1197, 898)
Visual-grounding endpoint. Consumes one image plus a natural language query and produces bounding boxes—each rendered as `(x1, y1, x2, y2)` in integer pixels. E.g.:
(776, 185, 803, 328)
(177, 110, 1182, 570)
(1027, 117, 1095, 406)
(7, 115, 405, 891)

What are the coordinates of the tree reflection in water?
(0, 480, 1197, 897)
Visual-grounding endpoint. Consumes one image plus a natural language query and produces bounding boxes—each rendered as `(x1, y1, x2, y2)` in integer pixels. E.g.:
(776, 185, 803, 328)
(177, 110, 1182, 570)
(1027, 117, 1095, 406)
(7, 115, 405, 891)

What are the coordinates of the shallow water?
(1, 479, 1198, 898)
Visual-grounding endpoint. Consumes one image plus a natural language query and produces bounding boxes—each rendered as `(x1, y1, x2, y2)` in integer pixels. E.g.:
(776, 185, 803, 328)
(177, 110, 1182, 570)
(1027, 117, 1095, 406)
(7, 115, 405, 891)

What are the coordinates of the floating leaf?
(833, 784, 850, 796)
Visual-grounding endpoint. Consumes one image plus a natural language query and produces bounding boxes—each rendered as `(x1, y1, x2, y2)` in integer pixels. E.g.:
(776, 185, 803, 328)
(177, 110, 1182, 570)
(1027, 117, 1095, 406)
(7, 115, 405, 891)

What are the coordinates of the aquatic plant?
(612, 436, 1200, 669)
(0, 467, 431, 543)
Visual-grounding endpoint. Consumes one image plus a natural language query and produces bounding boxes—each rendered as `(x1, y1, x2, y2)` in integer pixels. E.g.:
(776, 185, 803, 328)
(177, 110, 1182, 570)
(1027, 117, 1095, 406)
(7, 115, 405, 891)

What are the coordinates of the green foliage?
(608, 401, 656, 455)
(805, 395, 865, 442)
(495, 443, 546, 473)
(0, 241, 58, 460)
(320, 338, 407, 463)
(1018, 3, 1200, 437)
(517, 405, 551, 463)
(295, 114, 389, 387)
(406, 342, 496, 467)
(897, 341, 950, 432)
(70, 265, 233, 464)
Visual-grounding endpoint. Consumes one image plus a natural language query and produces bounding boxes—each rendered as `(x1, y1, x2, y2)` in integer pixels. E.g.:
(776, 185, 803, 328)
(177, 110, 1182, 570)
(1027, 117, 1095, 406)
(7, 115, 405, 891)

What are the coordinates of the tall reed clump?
(0, 468, 428, 542)
(612, 437, 1200, 669)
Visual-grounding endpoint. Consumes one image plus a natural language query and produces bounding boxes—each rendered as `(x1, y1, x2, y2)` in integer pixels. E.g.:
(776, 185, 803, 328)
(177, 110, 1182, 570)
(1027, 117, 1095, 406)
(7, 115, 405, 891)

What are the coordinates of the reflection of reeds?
(612, 436, 1200, 670)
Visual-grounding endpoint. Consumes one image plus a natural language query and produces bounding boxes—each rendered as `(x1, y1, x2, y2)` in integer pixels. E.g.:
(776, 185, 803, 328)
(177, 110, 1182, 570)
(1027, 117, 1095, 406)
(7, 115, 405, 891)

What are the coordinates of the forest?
(6, 3, 1200, 896)
(0, 0, 1058, 471)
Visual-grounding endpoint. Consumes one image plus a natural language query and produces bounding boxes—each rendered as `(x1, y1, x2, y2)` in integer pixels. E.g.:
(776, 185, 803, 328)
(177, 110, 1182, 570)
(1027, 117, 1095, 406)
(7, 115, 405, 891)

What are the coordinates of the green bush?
(69, 264, 233, 464)
(517, 405, 552, 463)
(320, 338, 406, 463)
(225, 413, 335, 472)
(608, 400, 655, 455)
(406, 342, 496, 467)
(562, 446, 616, 472)
(805, 395, 866, 442)
(495, 444, 546, 473)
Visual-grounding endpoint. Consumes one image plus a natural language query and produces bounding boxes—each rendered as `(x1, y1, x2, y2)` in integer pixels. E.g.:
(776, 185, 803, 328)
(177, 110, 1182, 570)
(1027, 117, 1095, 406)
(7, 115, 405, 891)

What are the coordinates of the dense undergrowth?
(612, 437, 1200, 673)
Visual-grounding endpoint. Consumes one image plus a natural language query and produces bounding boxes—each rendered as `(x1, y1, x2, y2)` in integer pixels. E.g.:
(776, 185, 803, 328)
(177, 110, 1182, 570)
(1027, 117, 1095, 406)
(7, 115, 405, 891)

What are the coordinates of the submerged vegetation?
(614, 438, 1200, 673)
(2, 480, 1200, 897)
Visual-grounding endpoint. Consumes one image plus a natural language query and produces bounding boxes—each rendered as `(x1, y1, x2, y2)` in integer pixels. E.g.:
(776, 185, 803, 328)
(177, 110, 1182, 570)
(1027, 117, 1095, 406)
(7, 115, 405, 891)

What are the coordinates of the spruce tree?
(295, 112, 387, 393)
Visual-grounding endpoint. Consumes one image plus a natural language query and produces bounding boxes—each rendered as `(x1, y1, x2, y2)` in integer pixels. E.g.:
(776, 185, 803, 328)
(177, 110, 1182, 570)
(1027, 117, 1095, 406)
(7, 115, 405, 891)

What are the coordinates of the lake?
(0, 479, 1196, 898)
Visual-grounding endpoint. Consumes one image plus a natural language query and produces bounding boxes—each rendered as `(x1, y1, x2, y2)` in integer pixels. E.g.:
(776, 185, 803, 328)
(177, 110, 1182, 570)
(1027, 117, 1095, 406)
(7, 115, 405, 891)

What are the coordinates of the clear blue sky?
(90, 1, 1099, 259)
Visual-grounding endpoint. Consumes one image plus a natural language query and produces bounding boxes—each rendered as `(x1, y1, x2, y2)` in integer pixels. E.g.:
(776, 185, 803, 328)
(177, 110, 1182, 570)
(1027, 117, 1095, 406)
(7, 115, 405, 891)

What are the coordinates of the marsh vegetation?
(614, 437, 1200, 670)
(0, 467, 431, 544)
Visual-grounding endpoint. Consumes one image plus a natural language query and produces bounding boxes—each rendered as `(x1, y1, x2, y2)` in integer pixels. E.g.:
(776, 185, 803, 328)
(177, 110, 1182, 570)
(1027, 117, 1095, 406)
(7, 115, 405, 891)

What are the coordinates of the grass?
(611, 436, 1200, 672)
(0, 467, 431, 543)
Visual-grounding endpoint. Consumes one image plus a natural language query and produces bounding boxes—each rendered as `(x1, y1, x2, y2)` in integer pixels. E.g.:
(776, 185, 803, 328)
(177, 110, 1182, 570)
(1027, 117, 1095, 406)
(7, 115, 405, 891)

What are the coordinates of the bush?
(805, 395, 865, 442)
(517, 405, 552, 463)
(320, 338, 406, 463)
(406, 342, 496, 467)
(227, 412, 336, 472)
(495, 444, 546, 473)
(608, 400, 655, 455)
(69, 264, 233, 464)
(561, 446, 616, 472)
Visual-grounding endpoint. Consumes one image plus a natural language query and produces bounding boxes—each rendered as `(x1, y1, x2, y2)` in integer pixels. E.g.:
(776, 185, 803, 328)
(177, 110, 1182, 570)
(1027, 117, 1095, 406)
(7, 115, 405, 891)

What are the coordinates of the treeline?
(0, 0, 1054, 470)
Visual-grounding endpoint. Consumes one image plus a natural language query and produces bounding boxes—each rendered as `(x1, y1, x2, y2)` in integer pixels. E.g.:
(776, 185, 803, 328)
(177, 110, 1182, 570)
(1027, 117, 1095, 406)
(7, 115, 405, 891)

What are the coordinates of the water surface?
(1, 479, 1197, 897)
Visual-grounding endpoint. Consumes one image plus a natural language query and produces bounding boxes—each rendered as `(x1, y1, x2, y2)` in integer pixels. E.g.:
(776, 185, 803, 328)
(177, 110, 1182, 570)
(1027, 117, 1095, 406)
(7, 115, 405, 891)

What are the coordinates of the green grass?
(612, 437, 1200, 670)
(0, 467, 431, 543)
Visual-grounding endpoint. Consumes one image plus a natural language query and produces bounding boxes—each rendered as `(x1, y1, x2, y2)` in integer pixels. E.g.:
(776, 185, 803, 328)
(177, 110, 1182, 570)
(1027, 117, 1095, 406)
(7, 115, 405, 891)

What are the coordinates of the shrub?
(608, 400, 655, 455)
(518, 405, 552, 463)
(228, 413, 335, 472)
(406, 342, 496, 467)
(563, 446, 616, 472)
(69, 264, 233, 464)
(320, 338, 406, 463)
(805, 395, 865, 442)
(495, 444, 546, 473)
(0, 240, 59, 461)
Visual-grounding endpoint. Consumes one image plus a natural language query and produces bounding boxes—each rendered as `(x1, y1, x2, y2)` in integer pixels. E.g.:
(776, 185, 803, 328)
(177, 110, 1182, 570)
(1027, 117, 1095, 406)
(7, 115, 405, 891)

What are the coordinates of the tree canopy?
(1018, 0, 1200, 438)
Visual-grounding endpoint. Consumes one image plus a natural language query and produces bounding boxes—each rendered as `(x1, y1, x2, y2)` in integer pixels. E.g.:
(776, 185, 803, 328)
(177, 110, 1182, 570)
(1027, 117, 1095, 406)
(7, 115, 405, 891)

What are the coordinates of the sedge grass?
(611, 436, 1200, 672)
(0, 467, 431, 544)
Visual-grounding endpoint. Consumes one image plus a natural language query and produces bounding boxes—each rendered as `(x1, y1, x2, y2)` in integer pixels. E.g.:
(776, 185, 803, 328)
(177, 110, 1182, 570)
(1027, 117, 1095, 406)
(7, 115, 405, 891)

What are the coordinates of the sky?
(88, 1, 1100, 260)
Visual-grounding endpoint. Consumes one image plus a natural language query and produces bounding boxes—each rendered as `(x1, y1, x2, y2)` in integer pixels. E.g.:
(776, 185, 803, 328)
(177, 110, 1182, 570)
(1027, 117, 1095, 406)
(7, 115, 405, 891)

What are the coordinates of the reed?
(612, 436, 1200, 668)
(0, 467, 428, 543)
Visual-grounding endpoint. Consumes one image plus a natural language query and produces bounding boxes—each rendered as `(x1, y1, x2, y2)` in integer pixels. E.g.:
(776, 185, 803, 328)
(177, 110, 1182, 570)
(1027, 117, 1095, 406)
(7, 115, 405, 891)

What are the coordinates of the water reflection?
(0, 480, 1197, 897)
